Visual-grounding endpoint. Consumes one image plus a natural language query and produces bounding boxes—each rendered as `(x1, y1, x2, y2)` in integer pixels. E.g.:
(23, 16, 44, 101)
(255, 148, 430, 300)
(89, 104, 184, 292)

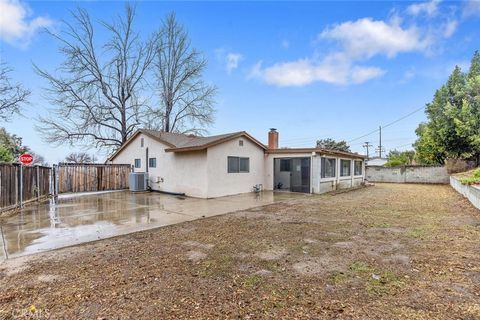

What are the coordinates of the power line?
(347, 105, 425, 143)
(382, 106, 425, 129)
(389, 142, 415, 150)
(280, 106, 425, 148)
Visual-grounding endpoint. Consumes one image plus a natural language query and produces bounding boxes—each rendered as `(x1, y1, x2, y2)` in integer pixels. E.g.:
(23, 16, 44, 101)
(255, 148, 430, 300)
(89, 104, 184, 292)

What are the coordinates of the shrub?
(459, 168, 480, 185)
(446, 159, 469, 174)
(385, 159, 404, 167)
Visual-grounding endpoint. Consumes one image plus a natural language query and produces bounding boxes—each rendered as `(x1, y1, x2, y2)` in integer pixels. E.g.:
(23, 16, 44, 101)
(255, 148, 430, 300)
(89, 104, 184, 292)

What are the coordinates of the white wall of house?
(110, 132, 365, 198)
(265, 153, 314, 191)
(266, 153, 365, 194)
(110, 133, 208, 198)
(206, 137, 265, 198)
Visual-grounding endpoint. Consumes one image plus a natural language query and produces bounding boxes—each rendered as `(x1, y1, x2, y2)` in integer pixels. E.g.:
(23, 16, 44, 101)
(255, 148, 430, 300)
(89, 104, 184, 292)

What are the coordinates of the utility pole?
(363, 142, 373, 159)
(377, 126, 385, 158)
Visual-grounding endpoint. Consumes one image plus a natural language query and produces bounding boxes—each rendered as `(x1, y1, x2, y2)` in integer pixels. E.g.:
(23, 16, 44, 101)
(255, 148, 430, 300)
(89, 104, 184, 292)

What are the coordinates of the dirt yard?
(1, 184, 479, 319)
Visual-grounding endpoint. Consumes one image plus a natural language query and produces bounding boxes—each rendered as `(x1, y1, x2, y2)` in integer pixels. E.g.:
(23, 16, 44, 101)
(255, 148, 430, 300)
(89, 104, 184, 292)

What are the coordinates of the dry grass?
(0, 183, 479, 319)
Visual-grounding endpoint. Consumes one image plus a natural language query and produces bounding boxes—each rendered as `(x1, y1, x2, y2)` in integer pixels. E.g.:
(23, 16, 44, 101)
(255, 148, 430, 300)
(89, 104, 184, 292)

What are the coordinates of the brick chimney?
(268, 128, 279, 149)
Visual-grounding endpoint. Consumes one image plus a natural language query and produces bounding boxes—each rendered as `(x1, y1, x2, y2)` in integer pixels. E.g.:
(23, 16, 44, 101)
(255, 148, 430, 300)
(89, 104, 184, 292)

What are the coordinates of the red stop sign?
(19, 153, 33, 165)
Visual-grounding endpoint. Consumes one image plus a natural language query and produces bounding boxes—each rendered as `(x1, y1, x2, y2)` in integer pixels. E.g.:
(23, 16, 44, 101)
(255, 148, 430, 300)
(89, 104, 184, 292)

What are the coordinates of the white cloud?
(319, 18, 429, 59)
(249, 55, 385, 86)
(250, 17, 428, 87)
(0, 0, 52, 47)
(400, 68, 416, 83)
(350, 66, 386, 84)
(225, 52, 243, 74)
(443, 19, 458, 38)
(215, 48, 243, 74)
(407, 0, 440, 17)
(463, 0, 480, 17)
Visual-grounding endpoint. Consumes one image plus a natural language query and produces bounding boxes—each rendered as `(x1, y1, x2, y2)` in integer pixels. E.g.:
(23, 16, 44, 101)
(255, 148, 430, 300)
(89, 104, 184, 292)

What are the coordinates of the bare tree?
(0, 60, 30, 122)
(35, 5, 156, 151)
(149, 13, 216, 134)
(30, 151, 49, 166)
(65, 152, 97, 163)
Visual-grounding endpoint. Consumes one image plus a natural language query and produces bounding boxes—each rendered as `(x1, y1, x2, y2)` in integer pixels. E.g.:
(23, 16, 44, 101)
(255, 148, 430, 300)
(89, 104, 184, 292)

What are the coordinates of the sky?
(1, 0, 479, 164)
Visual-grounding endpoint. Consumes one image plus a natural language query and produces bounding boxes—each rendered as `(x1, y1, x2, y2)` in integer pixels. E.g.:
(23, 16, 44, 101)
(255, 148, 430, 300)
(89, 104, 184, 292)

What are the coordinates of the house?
(108, 128, 366, 198)
(366, 157, 388, 166)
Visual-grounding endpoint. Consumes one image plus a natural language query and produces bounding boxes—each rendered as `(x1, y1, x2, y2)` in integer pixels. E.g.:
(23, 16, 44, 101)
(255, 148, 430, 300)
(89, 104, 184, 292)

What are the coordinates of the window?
(279, 159, 291, 172)
(239, 140, 244, 146)
(149, 158, 157, 168)
(340, 159, 351, 177)
(134, 159, 141, 168)
(228, 156, 250, 173)
(240, 157, 249, 172)
(354, 160, 363, 175)
(140, 137, 144, 148)
(321, 158, 336, 178)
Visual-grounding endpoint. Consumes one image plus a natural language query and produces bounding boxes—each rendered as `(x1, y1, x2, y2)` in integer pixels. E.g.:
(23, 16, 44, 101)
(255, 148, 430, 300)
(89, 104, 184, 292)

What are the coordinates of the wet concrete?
(0, 191, 306, 261)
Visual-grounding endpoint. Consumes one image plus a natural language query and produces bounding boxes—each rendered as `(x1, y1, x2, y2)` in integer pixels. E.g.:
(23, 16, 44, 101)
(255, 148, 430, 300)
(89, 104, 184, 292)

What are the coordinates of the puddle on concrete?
(0, 190, 306, 261)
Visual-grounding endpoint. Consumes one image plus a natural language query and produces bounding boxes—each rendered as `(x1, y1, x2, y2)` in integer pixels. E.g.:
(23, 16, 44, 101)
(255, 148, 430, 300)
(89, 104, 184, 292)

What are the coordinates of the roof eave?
(266, 148, 366, 159)
(108, 129, 177, 161)
(166, 131, 267, 153)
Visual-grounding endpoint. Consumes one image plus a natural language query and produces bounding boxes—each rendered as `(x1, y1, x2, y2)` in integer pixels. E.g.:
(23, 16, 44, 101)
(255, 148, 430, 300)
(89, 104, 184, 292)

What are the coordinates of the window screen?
(340, 159, 351, 177)
(140, 138, 144, 147)
(321, 158, 336, 178)
(354, 160, 363, 175)
(228, 157, 239, 173)
(149, 158, 157, 168)
(228, 157, 249, 173)
(239, 158, 249, 172)
(280, 159, 291, 172)
(134, 159, 141, 168)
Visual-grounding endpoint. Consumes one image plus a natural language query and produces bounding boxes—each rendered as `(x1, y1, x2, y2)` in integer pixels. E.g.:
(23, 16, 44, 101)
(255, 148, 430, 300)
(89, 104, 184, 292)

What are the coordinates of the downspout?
(310, 153, 314, 194)
(351, 159, 354, 187)
(145, 147, 149, 174)
(145, 147, 149, 189)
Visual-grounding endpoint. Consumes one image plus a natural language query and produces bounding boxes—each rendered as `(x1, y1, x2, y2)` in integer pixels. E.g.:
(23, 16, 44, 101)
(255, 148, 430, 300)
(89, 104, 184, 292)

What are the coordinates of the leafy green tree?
(316, 138, 351, 152)
(0, 127, 46, 164)
(414, 51, 480, 164)
(0, 145, 14, 162)
(413, 123, 444, 164)
(0, 127, 26, 158)
(385, 149, 415, 167)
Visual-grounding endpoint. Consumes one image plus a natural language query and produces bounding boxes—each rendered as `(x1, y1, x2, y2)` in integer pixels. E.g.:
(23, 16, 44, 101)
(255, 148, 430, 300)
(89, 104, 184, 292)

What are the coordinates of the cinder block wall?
(366, 165, 449, 184)
(450, 176, 480, 210)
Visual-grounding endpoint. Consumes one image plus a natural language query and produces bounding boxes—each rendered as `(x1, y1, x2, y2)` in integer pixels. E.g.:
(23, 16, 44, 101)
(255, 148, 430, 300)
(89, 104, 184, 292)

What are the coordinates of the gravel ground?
(0, 183, 479, 319)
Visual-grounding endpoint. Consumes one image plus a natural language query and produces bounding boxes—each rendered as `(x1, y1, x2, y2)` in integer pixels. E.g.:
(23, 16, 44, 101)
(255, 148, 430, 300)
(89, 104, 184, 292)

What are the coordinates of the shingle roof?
(141, 129, 245, 149)
(108, 129, 267, 161)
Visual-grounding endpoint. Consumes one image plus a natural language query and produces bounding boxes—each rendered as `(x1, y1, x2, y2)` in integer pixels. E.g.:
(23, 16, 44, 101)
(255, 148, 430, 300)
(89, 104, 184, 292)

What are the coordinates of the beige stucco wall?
(265, 153, 315, 191)
(266, 153, 365, 194)
(111, 132, 365, 198)
(206, 137, 266, 198)
(110, 133, 208, 198)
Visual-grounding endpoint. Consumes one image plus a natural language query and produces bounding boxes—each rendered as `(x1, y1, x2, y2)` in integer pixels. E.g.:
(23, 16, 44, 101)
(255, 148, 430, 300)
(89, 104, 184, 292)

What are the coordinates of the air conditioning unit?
(129, 172, 148, 192)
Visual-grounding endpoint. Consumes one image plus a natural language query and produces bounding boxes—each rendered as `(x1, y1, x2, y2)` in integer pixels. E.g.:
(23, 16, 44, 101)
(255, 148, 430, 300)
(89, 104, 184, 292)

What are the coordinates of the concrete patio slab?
(0, 190, 306, 261)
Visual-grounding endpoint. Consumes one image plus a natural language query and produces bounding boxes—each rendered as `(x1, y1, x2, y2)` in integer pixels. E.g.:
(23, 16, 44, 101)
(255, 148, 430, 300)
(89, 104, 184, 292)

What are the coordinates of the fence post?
(52, 164, 58, 197)
(14, 165, 18, 207)
(36, 165, 40, 201)
(55, 164, 59, 197)
(19, 164, 23, 208)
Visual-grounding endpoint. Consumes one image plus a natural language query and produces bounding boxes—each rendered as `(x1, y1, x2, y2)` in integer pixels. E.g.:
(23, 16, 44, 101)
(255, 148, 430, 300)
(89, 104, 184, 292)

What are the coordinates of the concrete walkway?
(0, 190, 306, 261)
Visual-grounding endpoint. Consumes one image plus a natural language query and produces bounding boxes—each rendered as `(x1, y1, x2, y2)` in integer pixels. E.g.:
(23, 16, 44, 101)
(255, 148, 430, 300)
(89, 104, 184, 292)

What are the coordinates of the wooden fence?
(0, 164, 52, 212)
(57, 163, 131, 193)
